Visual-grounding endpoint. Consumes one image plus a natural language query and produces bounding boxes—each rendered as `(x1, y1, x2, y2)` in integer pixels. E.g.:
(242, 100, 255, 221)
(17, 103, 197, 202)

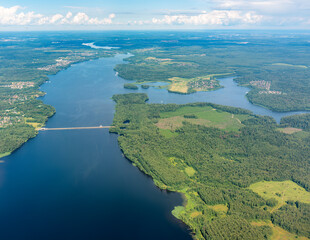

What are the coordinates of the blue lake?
(0, 54, 307, 239)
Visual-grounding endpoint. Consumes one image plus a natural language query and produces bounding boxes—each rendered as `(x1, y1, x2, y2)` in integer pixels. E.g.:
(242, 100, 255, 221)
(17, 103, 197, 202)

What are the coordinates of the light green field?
(168, 77, 190, 93)
(168, 157, 196, 178)
(158, 128, 179, 138)
(252, 221, 309, 240)
(184, 167, 196, 177)
(167, 73, 230, 94)
(24, 117, 44, 130)
(208, 204, 228, 213)
(157, 106, 249, 131)
(249, 180, 310, 210)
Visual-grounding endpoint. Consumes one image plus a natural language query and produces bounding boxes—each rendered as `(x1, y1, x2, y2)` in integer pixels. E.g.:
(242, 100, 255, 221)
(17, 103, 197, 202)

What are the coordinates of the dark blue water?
(0, 55, 191, 240)
(0, 54, 307, 240)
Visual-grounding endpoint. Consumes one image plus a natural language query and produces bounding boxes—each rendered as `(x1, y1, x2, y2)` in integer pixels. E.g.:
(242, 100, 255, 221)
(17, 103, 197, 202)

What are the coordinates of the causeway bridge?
(39, 125, 111, 131)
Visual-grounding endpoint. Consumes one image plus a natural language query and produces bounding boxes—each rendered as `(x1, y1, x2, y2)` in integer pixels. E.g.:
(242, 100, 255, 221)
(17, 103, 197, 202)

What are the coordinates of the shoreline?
(2, 51, 309, 239)
(112, 93, 310, 239)
(0, 51, 119, 160)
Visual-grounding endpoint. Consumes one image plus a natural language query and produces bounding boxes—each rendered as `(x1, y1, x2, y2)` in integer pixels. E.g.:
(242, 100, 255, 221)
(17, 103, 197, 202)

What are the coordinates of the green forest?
(111, 93, 310, 240)
(280, 114, 310, 131)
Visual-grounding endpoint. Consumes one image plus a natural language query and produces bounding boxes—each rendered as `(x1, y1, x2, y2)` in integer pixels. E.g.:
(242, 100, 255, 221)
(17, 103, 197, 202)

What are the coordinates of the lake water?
(0, 54, 307, 240)
(143, 77, 308, 123)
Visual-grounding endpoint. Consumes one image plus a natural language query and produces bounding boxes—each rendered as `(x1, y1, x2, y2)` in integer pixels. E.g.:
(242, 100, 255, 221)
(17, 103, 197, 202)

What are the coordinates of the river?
(0, 54, 307, 240)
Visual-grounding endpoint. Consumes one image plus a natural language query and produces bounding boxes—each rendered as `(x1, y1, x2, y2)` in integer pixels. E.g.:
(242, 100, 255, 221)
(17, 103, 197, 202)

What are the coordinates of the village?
(1, 81, 34, 89)
(38, 57, 74, 71)
(250, 80, 271, 90)
(250, 80, 283, 95)
(188, 78, 220, 91)
(0, 114, 22, 128)
(38, 51, 97, 72)
(0, 116, 11, 128)
(259, 90, 283, 95)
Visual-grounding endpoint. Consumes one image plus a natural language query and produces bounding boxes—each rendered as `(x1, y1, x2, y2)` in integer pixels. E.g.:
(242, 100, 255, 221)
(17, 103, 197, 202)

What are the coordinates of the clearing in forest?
(278, 127, 302, 134)
(249, 180, 310, 210)
(167, 74, 229, 94)
(208, 204, 228, 214)
(252, 221, 309, 240)
(156, 106, 249, 132)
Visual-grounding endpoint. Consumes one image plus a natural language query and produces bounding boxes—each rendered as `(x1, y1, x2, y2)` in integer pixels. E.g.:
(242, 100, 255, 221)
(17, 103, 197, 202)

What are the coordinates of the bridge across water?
(39, 125, 111, 131)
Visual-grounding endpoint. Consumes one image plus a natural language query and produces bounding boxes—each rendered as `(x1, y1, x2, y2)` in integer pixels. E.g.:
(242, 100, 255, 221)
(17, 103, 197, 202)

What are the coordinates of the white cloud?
(1, 2, 310, 29)
(0, 5, 115, 25)
(145, 0, 310, 28)
(211, 0, 310, 15)
(0, 5, 44, 25)
(72, 12, 89, 24)
(66, 12, 73, 19)
(50, 14, 63, 24)
(150, 10, 263, 26)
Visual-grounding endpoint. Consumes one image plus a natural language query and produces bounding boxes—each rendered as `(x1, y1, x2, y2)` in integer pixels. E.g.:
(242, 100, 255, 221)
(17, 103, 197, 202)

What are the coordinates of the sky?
(0, 0, 310, 30)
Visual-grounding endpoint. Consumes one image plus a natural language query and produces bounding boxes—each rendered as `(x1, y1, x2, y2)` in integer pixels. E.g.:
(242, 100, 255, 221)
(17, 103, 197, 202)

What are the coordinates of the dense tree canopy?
(112, 93, 310, 240)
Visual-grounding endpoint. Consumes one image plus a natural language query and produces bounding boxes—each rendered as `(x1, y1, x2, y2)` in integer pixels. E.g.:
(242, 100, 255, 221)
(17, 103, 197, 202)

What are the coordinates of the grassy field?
(249, 180, 310, 210)
(278, 127, 302, 134)
(157, 106, 249, 132)
(168, 77, 190, 93)
(208, 204, 228, 213)
(168, 157, 197, 178)
(158, 128, 179, 138)
(24, 118, 44, 130)
(184, 167, 196, 177)
(252, 221, 309, 240)
(167, 74, 229, 94)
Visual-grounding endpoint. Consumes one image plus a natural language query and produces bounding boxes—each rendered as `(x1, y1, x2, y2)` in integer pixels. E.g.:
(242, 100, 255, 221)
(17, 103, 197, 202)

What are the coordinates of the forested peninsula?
(111, 93, 310, 240)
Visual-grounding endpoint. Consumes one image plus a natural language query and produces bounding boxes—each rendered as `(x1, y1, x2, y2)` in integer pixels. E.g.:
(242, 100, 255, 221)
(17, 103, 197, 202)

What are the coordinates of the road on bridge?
(39, 126, 112, 131)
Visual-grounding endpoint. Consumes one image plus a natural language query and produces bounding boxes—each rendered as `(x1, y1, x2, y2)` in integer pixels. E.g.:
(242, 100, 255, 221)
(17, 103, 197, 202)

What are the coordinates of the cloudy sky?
(0, 0, 309, 30)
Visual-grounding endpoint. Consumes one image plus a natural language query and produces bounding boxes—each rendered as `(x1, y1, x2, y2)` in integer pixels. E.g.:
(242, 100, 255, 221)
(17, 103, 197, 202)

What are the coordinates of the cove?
(141, 78, 308, 123)
(0, 54, 307, 240)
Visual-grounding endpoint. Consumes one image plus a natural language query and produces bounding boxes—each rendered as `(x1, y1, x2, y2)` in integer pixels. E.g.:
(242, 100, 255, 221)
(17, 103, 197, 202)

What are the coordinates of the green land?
(115, 43, 310, 112)
(1, 32, 310, 240)
(157, 105, 249, 132)
(249, 180, 310, 211)
(3, 32, 310, 158)
(111, 93, 310, 240)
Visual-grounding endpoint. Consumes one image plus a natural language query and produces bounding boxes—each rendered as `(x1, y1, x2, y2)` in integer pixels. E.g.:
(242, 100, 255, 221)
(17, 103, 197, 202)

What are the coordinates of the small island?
(141, 84, 150, 89)
(123, 83, 138, 90)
